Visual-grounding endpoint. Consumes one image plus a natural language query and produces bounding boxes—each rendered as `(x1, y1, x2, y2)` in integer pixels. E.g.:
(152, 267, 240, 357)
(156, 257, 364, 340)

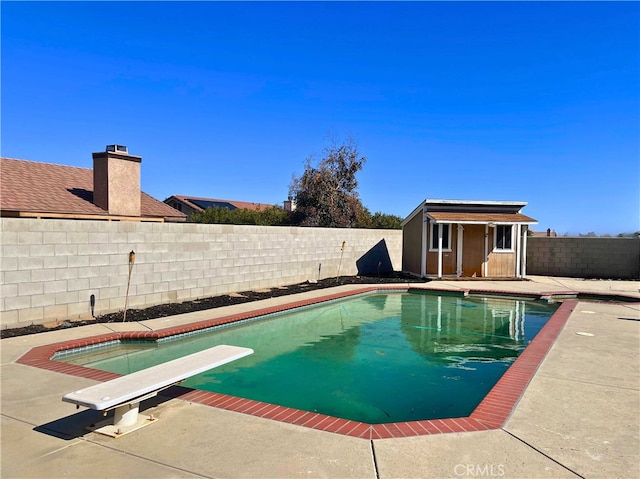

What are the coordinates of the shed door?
(462, 224, 485, 277)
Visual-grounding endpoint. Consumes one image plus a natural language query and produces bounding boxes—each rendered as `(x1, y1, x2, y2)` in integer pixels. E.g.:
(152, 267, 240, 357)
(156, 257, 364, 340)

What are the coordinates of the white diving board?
(62, 344, 253, 437)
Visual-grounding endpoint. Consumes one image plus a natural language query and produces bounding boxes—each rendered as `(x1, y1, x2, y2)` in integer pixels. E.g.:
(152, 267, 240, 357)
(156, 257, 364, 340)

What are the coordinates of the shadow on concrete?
(33, 385, 190, 440)
(356, 239, 394, 276)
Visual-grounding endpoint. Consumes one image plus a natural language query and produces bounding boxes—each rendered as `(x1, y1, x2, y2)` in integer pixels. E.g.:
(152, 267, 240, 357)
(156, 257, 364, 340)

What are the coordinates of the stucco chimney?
(92, 145, 142, 217)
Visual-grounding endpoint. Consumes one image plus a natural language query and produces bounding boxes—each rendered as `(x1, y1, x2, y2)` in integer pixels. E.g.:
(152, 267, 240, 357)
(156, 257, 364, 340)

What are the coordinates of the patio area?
(2, 276, 638, 479)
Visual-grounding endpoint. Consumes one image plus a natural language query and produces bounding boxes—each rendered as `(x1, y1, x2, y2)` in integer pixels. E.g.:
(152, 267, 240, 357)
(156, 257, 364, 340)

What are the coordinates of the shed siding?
(486, 228, 516, 276)
(487, 252, 515, 276)
(402, 213, 423, 275)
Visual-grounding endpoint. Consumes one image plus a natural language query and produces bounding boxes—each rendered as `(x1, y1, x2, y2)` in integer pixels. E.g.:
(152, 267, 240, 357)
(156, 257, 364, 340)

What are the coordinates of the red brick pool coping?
(17, 286, 578, 439)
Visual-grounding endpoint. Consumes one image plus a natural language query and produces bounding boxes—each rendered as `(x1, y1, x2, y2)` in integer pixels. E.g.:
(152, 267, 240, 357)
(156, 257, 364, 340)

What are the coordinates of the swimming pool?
(55, 291, 558, 424)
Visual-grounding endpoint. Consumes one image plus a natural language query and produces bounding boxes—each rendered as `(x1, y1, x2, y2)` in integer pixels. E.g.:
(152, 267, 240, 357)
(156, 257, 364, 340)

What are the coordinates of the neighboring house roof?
(0, 157, 186, 221)
(529, 229, 558, 237)
(165, 195, 273, 213)
(402, 198, 537, 226)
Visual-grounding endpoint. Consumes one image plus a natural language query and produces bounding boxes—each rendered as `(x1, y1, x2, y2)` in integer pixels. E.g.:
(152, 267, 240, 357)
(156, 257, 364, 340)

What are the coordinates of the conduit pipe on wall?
(336, 241, 346, 283)
(123, 251, 136, 322)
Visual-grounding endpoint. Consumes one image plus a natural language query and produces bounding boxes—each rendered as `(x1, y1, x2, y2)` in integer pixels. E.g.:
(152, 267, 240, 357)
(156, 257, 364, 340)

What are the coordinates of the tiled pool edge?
(16, 287, 577, 440)
(469, 299, 575, 428)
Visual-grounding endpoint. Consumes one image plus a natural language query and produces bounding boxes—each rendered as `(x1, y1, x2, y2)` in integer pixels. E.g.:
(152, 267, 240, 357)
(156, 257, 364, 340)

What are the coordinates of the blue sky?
(2, 1, 638, 234)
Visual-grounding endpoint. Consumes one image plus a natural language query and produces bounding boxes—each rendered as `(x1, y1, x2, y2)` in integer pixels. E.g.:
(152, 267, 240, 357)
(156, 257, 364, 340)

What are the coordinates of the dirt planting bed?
(1, 273, 427, 339)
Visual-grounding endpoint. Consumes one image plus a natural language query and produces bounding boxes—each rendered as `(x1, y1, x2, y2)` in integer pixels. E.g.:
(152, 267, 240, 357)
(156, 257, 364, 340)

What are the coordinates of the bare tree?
(289, 137, 366, 228)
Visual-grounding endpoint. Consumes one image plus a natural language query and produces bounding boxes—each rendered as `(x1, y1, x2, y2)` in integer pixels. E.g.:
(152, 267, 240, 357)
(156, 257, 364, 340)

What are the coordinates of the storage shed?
(402, 199, 537, 279)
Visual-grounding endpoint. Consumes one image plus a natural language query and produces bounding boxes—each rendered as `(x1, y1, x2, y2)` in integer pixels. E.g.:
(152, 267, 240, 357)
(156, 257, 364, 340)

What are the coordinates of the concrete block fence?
(0, 218, 402, 330)
(526, 236, 640, 280)
(3, 218, 638, 330)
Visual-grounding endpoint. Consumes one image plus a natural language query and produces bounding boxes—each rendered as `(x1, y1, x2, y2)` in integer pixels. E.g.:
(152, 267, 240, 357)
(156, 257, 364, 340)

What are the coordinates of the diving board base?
(88, 397, 159, 438)
(89, 412, 158, 438)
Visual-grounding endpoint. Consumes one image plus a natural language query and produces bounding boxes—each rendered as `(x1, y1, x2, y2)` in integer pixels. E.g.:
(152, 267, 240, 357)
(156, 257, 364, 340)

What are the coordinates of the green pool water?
(57, 292, 558, 423)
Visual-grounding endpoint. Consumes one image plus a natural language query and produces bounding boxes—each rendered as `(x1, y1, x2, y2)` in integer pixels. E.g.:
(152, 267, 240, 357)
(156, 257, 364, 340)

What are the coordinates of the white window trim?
(493, 224, 515, 253)
(429, 223, 452, 252)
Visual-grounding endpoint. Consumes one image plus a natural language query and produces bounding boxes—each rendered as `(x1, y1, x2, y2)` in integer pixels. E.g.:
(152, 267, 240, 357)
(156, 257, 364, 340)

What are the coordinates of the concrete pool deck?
(1, 276, 639, 478)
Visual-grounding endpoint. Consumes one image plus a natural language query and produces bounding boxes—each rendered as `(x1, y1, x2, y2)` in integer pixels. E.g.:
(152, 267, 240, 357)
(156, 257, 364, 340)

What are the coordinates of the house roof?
(1, 157, 186, 221)
(165, 195, 274, 213)
(402, 198, 537, 226)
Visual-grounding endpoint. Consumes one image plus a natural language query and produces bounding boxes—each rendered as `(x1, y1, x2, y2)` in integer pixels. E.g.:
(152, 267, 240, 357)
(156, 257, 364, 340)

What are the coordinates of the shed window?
(494, 225, 513, 251)
(429, 223, 451, 251)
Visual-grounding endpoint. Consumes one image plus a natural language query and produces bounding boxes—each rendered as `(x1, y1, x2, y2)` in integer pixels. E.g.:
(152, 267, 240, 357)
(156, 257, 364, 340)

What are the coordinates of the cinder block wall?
(0, 218, 402, 329)
(526, 236, 640, 280)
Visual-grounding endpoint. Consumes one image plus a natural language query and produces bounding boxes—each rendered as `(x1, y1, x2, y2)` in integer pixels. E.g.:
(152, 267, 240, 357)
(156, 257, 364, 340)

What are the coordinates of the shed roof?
(402, 198, 537, 226)
(426, 212, 537, 224)
(423, 199, 528, 207)
(0, 157, 186, 221)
